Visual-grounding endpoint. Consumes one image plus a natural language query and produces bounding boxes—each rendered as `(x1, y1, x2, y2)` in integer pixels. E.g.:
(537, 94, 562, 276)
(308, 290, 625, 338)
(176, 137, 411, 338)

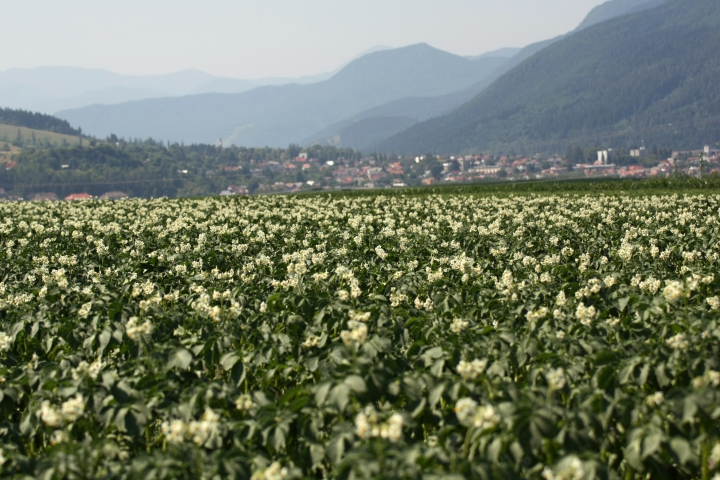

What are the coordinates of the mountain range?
(0, 47, 394, 114)
(56, 45, 511, 146)
(313, 0, 671, 152)
(7, 0, 711, 155)
(380, 0, 717, 154)
(51, 0, 675, 151)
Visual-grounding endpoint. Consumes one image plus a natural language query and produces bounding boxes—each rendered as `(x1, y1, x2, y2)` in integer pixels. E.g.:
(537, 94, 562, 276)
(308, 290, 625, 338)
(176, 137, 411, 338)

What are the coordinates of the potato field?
(0, 192, 719, 479)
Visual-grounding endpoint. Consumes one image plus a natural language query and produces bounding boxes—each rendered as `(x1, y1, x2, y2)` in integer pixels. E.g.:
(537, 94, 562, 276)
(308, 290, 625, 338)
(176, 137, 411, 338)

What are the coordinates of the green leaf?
(329, 384, 350, 412)
(315, 382, 332, 406)
(642, 432, 663, 459)
(618, 297, 630, 312)
(670, 437, 693, 465)
(306, 356, 319, 372)
(219, 352, 240, 371)
(487, 437, 503, 463)
(98, 329, 112, 353)
(422, 346, 444, 366)
(343, 375, 366, 393)
(428, 383, 445, 409)
(430, 359, 445, 377)
(166, 348, 193, 370)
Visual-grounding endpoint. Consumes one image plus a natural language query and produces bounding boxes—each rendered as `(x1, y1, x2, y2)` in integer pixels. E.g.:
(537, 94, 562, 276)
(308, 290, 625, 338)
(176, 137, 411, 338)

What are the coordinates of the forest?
(0, 108, 82, 137)
(0, 139, 359, 199)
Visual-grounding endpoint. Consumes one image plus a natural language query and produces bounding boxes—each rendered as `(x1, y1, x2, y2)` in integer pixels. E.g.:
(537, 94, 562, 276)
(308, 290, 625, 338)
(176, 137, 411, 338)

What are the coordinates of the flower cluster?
(355, 406, 404, 442)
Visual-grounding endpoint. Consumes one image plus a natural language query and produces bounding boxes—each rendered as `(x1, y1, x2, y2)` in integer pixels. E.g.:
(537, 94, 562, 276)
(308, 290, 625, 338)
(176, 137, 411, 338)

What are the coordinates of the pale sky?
(2, 0, 605, 79)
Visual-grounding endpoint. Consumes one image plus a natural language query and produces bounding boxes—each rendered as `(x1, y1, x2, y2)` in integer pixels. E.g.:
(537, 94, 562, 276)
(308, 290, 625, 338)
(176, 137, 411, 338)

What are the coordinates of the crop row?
(0, 193, 718, 479)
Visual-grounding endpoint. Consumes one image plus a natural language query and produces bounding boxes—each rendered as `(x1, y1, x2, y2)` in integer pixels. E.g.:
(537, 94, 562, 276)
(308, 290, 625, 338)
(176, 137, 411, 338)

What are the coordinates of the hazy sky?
(3, 0, 605, 79)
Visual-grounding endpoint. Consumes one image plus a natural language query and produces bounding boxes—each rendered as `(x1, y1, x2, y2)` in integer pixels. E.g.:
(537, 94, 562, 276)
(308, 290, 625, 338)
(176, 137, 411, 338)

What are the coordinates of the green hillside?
(0, 124, 84, 148)
(380, 0, 720, 154)
(0, 107, 82, 136)
(575, 0, 667, 31)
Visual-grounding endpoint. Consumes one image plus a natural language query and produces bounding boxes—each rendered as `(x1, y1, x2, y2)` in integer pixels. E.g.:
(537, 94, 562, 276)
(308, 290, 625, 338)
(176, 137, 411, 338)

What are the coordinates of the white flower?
(556, 291, 567, 306)
(707, 296, 720, 310)
(40, 401, 63, 427)
(575, 303, 596, 326)
(301, 335, 322, 348)
(50, 430, 67, 445)
(375, 245, 388, 260)
(470, 405, 501, 431)
(526, 307, 549, 322)
(710, 443, 720, 465)
(125, 317, 153, 340)
(72, 358, 104, 380)
(454, 397, 478, 424)
(251, 462, 289, 480)
(390, 291, 408, 307)
(606, 317, 620, 327)
(617, 243, 633, 261)
(337, 290, 349, 302)
(188, 408, 220, 446)
(645, 391, 664, 407)
(354, 407, 404, 442)
(663, 281, 684, 303)
(340, 321, 368, 346)
(61, 395, 85, 422)
(355, 411, 370, 438)
(455, 398, 500, 431)
(666, 333, 690, 350)
(78, 301, 92, 319)
(349, 310, 371, 322)
(639, 277, 662, 294)
(546, 368, 567, 391)
(236, 394, 256, 411)
(161, 419, 187, 444)
(456, 359, 488, 380)
(544, 456, 586, 480)
(386, 413, 404, 442)
(0, 332, 12, 352)
(450, 318, 469, 333)
(312, 272, 329, 282)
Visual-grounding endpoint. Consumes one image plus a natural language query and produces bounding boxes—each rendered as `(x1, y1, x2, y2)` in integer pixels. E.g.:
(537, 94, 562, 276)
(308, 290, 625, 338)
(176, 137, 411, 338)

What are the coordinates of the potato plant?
(0, 193, 718, 479)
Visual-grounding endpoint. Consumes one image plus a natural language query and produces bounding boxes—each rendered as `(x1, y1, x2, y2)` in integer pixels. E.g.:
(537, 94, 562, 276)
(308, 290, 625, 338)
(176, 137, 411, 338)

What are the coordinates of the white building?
(596, 149, 617, 164)
(630, 147, 648, 158)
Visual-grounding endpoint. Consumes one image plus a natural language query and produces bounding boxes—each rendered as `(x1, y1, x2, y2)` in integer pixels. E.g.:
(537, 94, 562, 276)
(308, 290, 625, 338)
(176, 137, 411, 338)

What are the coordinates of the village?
(219, 144, 720, 196)
(2, 145, 719, 201)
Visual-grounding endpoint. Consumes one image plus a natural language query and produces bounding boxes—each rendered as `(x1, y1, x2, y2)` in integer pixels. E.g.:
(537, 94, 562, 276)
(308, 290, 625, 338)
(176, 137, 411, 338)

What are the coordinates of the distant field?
(0, 123, 84, 149)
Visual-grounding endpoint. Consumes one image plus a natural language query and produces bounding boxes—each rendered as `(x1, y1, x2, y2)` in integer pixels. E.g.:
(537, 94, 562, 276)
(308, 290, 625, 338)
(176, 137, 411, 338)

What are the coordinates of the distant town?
(211, 145, 720, 196)
(1, 144, 718, 202)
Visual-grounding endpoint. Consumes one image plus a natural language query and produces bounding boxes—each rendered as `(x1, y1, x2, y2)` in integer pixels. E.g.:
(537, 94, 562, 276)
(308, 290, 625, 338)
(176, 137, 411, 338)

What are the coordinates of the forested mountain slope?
(305, 0, 670, 152)
(379, 0, 720, 154)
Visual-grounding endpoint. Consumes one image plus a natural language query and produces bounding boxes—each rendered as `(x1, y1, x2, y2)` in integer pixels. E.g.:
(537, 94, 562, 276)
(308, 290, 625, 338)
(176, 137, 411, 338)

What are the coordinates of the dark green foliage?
(380, 0, 720, 155)
(0, 108, 82, 136)
(0, 141, 358, 199)
(299, 173, 720, 199)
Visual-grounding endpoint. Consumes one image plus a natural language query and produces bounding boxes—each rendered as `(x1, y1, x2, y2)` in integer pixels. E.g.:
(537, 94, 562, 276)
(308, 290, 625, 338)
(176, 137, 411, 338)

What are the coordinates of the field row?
(0, 193, 718, 479)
